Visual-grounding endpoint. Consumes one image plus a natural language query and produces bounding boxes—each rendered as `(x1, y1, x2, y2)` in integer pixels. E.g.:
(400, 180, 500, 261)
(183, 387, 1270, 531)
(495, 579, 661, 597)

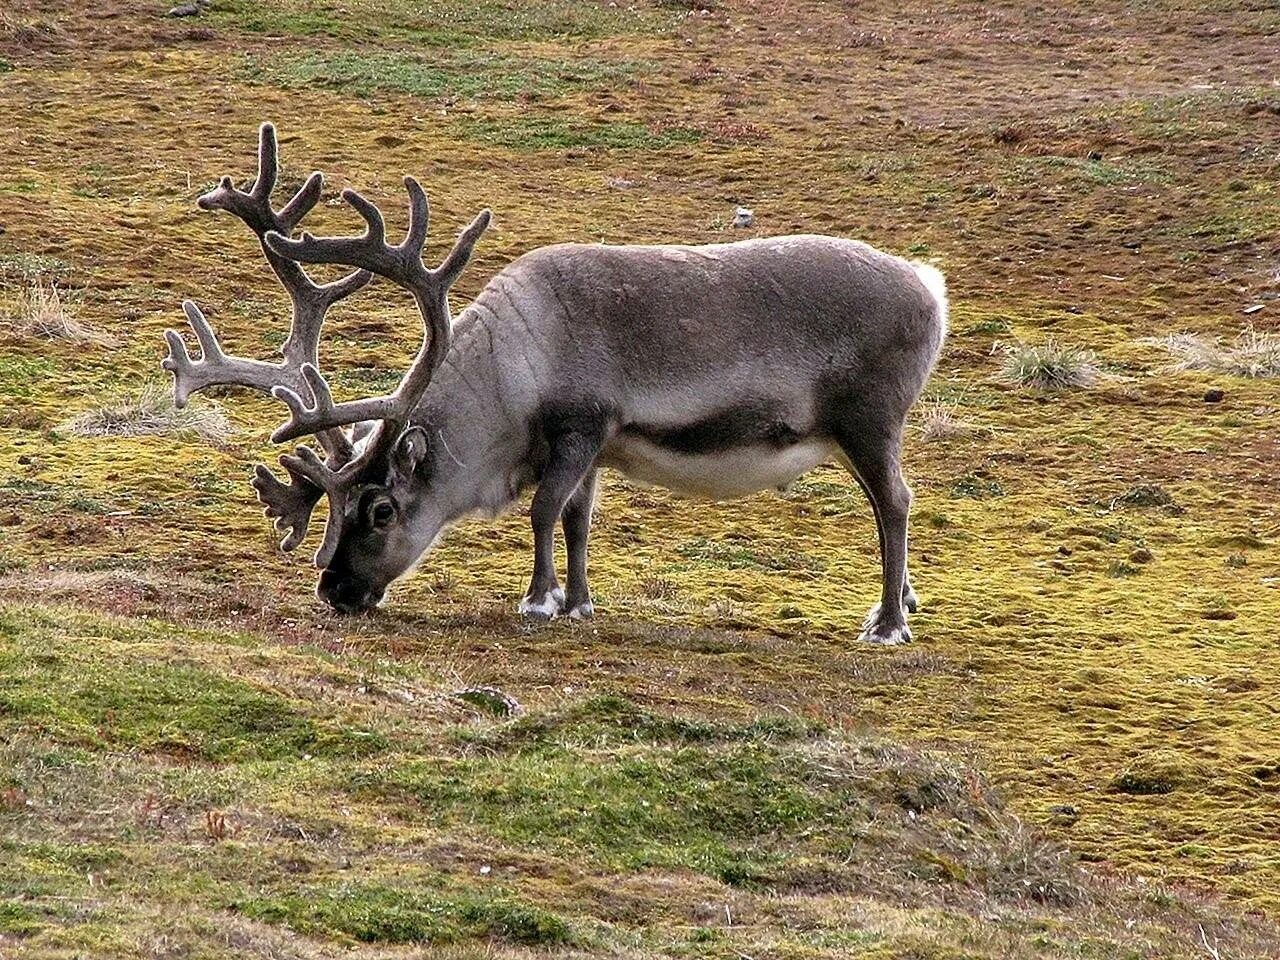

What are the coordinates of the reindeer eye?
(370, 501, 395, 527)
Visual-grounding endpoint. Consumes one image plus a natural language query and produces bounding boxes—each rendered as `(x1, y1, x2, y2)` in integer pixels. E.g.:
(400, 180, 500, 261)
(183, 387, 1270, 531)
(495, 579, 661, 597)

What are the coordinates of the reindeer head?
(164, 124, 490, 613)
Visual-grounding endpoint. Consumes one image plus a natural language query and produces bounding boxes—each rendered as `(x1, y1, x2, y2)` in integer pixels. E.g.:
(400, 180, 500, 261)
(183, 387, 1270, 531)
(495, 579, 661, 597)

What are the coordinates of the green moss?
(240, 50, 642, 102)
(0, 356, 58, 401)
(236, 885, 573, 946)
(0, 900, 43, 936)
(210, 0, 674, 43)
(0, 610, 386, 761)
(676, 536, 825, 572)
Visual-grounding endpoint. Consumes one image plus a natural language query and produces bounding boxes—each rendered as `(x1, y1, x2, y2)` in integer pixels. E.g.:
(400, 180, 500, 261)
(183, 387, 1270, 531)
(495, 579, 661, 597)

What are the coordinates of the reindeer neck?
(413, 305, 538, 521)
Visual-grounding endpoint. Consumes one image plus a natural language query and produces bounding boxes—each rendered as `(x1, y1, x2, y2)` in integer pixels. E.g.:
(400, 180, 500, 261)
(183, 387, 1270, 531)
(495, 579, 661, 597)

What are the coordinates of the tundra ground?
(0, 1, 1278, 957)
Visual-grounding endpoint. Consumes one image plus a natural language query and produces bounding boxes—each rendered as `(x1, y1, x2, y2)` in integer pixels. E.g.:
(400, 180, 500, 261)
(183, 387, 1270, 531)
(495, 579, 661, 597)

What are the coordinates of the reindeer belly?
(602, 432, 835, 500)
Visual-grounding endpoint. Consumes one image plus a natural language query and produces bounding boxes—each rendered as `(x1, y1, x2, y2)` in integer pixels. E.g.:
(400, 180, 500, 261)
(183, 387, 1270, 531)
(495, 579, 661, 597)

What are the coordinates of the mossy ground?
(1, 0, 1278, 956)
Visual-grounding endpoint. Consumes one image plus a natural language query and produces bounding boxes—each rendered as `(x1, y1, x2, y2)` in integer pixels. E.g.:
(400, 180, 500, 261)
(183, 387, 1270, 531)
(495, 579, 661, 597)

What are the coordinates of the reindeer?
(164, 124, 947, 645)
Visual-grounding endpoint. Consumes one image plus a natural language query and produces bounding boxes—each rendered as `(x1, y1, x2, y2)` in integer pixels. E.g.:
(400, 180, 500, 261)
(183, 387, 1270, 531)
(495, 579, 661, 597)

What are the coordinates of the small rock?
(691, 901, 732, 925)
(732, 206, 754, 228)
(1203, 388, 1225, 403)
(1243, 304, 1264, 315)
(452, 685, 522, 718)
(1087, 150, 1103, 161)
(1048, 803, 1079, 824)
(167, 0, 207, 17)
(1129, 547, 1154, 564)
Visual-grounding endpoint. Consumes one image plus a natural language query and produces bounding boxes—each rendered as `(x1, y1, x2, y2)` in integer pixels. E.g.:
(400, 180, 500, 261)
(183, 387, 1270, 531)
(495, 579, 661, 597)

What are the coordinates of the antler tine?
(251, 121, 279, 202)
(277, 171, 325, 234)
(434, 208, 493, 290)
(277, 444, 352, 568)
(196, 122, 324, 237)
(164, 300, 286, 408)
(251, 461, 323, 553)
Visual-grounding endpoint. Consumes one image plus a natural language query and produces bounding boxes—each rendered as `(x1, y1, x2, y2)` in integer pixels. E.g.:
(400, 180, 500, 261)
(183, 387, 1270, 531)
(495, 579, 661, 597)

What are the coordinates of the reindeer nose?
(317, 569, 382, 614)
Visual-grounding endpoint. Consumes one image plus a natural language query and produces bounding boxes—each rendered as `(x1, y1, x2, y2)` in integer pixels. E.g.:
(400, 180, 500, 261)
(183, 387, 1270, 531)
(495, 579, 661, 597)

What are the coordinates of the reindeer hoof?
(858, 603, 912, 645)
(518, 586, 565, 621)
(858, 622, 912, 646)
(565, 600, 594, 620)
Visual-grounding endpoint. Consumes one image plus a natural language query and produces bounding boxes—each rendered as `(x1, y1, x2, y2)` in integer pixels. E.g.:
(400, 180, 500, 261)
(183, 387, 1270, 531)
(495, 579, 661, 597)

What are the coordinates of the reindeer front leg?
(561, 469, 598, 619)
(520, 432, 603, 620)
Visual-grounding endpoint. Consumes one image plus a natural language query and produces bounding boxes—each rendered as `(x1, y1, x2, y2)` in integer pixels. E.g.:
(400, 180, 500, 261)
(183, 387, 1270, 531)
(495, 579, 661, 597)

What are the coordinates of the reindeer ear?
(390, 425, 431, 481)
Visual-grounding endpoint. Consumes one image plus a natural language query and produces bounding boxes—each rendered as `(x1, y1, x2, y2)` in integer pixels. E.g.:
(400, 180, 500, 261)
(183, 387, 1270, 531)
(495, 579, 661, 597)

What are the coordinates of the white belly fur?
(602, 435, 836, 500)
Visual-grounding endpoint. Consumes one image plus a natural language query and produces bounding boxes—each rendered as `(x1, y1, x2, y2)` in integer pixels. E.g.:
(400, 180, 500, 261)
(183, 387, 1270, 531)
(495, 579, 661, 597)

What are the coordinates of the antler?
(163, 123, 372, 557)
(263, 179, 491, 444)
(259, 176, 490, 569)
(165, 123, 491, 570)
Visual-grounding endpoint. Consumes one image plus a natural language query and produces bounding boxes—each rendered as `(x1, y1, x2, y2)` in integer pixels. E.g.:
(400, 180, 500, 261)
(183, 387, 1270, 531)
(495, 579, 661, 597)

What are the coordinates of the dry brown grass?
(61, 383, 231, 442)
(0, 278, 115, 346)
(1147, 328, 1280, 379)
(918, 401, 979, 442)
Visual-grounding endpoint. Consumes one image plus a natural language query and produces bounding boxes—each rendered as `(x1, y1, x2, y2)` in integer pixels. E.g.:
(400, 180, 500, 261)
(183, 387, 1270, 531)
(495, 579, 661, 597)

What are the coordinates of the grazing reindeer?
(164, 124, 946, 644)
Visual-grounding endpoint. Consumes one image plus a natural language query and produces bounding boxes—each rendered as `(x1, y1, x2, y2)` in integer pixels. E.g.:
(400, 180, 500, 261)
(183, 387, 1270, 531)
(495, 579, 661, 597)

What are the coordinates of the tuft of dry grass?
(62, 383, 231, 442)
(999, 338, 1100, 389)
(918, 401, 978, 442)
(982, 814, 1088, 906)
(1146, 328, 1280, 378)
(0, 278, 115, 346)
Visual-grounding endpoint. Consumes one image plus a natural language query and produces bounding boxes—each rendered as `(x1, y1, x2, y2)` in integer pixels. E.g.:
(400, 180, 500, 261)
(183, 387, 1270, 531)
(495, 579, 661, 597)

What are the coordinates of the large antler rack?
(164, 123, 370, 556)
(164, 122, 490, 569)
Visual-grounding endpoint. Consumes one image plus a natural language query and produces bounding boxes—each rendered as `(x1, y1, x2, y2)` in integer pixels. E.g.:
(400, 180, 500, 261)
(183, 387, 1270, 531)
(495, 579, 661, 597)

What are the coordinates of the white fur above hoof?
(565, 600, 594, 621)
(858, 621, 913, 646)
(903, 588, 920, 614)
(518, 587, 565, 621)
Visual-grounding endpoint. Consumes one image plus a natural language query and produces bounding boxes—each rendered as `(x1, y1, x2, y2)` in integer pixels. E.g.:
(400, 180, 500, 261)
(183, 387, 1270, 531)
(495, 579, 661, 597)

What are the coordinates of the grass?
(9, 606, 1255, 958)
(999, 338, 1100, 389)
(210, 0, 678, 43)
(61, 384, 231, 442)
(240, 50, 643, 103)
(459, 116, 702, 150)
(0, 607, 387, 761)
(1148, 328, 1280, 378)
(0, 278, 114, 345)
(2, 609, 1228, 960)
(3, 0, 1280, 956)
(918, 401, 978, 442)
(236, 885, 574, 946)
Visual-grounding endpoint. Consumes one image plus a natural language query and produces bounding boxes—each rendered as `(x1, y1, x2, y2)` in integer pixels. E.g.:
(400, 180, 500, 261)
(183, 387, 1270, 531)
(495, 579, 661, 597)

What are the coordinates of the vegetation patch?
(677, 536, 825, 572)
(459, 116, 702, 151)
(0, 609, 386, 761)
(237, 885, 573, 946)
(240, 50, 643, 102)
(353, 695, 1081, 903)
(0, 278, 114, 346)
(61, 383, 231, 443)
(1000, 338, 1100, 390)
(918, 401, 979, 442)
(210, 0, 676, 43)
(1109, 752, 1190, 796)
(1147, 328, 1280, 379)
